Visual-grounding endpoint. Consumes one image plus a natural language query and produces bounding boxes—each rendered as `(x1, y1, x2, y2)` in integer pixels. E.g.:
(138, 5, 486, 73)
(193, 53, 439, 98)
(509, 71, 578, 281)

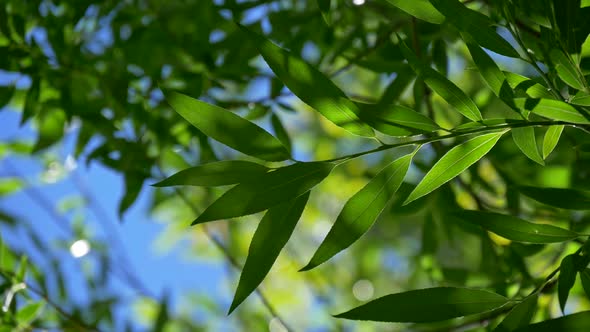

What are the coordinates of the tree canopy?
(1, 0, 590, 331)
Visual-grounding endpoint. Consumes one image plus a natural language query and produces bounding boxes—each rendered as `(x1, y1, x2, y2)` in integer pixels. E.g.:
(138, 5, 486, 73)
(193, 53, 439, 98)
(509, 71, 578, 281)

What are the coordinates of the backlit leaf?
(542, 125, 564, 159)
(512, 127, 544, 165)
(570, 91, 590, 106)
(384, 0, 444, 24)
(153, 161, 269, 187)
(335, 287, 509, 322)
(513, 98, 590, 124)
(15, 302, 43, 325)
(504, 72, 554, 99)
(494, 294, 538, 332)
(550, 49, 587, 90)
(517, 186, 590, 210)
(357, 103, 440, 136)
(514, 312, 590, 331)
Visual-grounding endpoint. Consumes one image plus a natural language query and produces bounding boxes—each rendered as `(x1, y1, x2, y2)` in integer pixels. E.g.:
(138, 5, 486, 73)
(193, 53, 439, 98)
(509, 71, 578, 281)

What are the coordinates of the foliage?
(1, 0, 590, 330)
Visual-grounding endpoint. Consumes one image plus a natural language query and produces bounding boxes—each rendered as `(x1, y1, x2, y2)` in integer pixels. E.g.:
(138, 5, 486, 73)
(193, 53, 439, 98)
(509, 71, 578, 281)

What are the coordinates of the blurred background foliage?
(1, 0, 590, 331)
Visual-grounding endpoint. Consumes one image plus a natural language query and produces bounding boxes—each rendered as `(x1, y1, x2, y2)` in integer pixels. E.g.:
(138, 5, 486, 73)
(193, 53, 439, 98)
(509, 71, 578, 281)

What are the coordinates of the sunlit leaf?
(516, 186, 590, 210)
(229, 192, 309, 313)
(494, 294, 538, 332)
(570, 91, 590, 106)
(194, 162, 333, 223)
(550, 49, 587, 90)
(404, 131, 506, 204)
(384, 0, 444, 24)
(0, 178, 24, 197)
(504, 72, 554, 99)
(153, 161, 269, 187)
(514, 311, 590, 331)
(512, 127, 544, 165)
(164, 90, 291, 161)
(302, 153, 413, 271)
(15, 302, 43, 325)
(542, 125, 564, 159)
(513, 98, 590, 124)
(357, 103, 441, 136)
(559, 254, 577, 313)
(452, 210, 578, 243)
(335, 287, 509, 322)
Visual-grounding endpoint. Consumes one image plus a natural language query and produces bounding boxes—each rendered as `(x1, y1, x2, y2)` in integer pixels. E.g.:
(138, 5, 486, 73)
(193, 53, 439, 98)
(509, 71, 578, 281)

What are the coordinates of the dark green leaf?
(164, 90, 290, 162)
(404, 131, 506, 204)
(229, 192, 309, 313)
(550, 49, 587, 90)
(0, 85, 14, 108)
(238, 24, 375, 137)
(570, 91, 590, 106)
(515, 311, 590, 331)
(153, 161, 269, 187)
(384, 0, 445, 24)
(580, 268, 590, 300)
(517, 186, 590, 210)
(151, 294, 169, 332)
(513, 98, 590, 124)
(466, 43, 508, 97)
(559, 254, 578, 313)
(118, 175, 144, 219)
(452, 210, 578, 243)
(302, 153, 413, 271)
(357, 103, 440, 136)
(32, 108, 66, 153)
(271, 113, 292, 153)
(542, 125, 564, 159)
(494, 295, 537, 332)
(194, 162, 333, 223)
(316, 0, 331, 24)
(512, 127, 544, 165)
(335, 287, 509, 322)
(21, 78, 40, 125)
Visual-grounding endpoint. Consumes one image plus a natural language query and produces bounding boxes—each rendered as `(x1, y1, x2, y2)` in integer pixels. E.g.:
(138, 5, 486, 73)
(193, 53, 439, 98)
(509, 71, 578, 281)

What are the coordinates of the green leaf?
(0, 85, 14, 108)
(153, 161, 269, 187)
(301, 153, 413, 271)
(404, 131, 505, 205)
(384, 0, 445, 24)
(516, 186, 590, 210)
(550, 49, 587, 90)
(504, 72, 554, 99)
(513, 98, 590, 124)
(399, 38, 482, 121)
(357, 103, 441, 136)
(229, 192, 309, 313)
(466, 43, 508, 97)
(452, 210, 578, 243)
(379, 67, 414, 105)
(570, 91, 590, 106)
(21, 78, 40, 125)
(542, 125, 564, 159)
(580, 268, 590, 300)
(494, 294, 538, 332)
(15, 302, 43, 325)
(0, 178, 24, 197)
(514, 311, 590, 331)
(194, 162, 333, 224)
(238, 24, 375, 137)
(335, 287, 509, 322)
(271, 113, 292, 153)
(164, 90, 290, 161)
(559, 254, 578, 313)
(430, 0, 520, 58)
(151, 294, 169, 332)
(118, 174, 144, 219)
(316, 0, 331, 24)
(512, 127, 544, 165)
(32, 108, 66, 153)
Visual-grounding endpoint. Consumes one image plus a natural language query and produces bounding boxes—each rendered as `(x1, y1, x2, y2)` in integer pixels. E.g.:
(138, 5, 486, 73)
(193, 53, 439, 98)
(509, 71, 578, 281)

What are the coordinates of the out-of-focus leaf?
(542, 125, 564, 159)
(151, 294, 169, 332)
(15, 302, 43, 325)
(229, 192, 309, 313)
(494, 294, 538, 332)
(513, 98, 590, 124)
(517, 186, 590, 210)
(514, 311, 590, 331)
(316, 0, 331, 24)
(118, 175, 144, 219)
(504, 72, 554, 99)
(153, 161, 269, 187)
(194, 162, 333, 223)
(452, 210, 578, 243)
(379, 67, 414, 106)
(32, 108, 66, 153)
(558, 254, 578, 313)
(21, 78, 40, 125)
(432, 39, 448, 76)
(0, 178, 24, 197)
(271, 113, 292, 153)
(238, 24, 375, 137)
(384, 0, 444, 24)
(550, 49, 587, 90)
(164, 90, 290, 161)
(302, 153, 413, 271)
(570, 91, 590, 106)
(512, 127, 544, 165)
(0, 86, 14, 108)
(357, 103, 440, 136)
(404, 131, 506, 204)
(335, 287, 509, 322)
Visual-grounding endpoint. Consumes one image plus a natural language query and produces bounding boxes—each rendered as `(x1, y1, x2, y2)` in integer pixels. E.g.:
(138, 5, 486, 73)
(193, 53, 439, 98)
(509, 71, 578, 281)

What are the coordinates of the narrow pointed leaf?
(466, 43, 507, 96)
(515, 312, 590, 331)
(194, 162, 333, 223)
(570, 91, 590, 106)
(504, 72, 554, 99)
(270, 113, 292, 153)
(399, 39, 482, 121)
(316, 0, 331, 24)
(516, 186, 590, 210)
(452, 210, 578, 243)
(357, 103, 440, 136)
(580, 268, 590, 300)
(542, 125, 564, 159)
(229, 192, 309, 314)
(153, 161, 269, 187)
(512, 127, 544, 165)
(550, 49, 587, 90)
(558, 254, 578, 313)
(302, 154, 413, 271)
(15, 301, 43, 325)
(404, 131, 505, 204)
(238, 24, 374, 137)
(164, 91, 290, 161)
(494, 295, 538, 332)
(335, 287, 509, 322)
(379, 67, 414, 105)
(384, 0, 444, 24)
(513, 98, 590, 124)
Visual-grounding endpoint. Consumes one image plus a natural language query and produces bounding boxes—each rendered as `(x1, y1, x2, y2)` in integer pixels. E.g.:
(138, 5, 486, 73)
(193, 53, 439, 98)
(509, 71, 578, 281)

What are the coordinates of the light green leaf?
(452, 118, 524, 131)
(515, 312, 590, 331)
(301, 153, 413, 271)
(271, 113, 292, 153)
(404, 131, 505, 204)
(559, 254, 577, 313)
(357, 103, 440, 136)
(238, 24, 375, 137)
(0, 178, 24, 197)
(570, 91, 590, 106)
(15, 302, 43, 325)
(542, 125, 564, 159)
(335, 287, 509, 322)
(452, 210, 578, 243)
(494, 295, 538, 332)
(430, 0, 519, 58)
(164, 91, 290, 161)
(513, 98, 590, 124)
(504, 72, 554, 99)
(550, 49, 587, 90)
(384, 0, 444, 24)
(512, 127, 544, 165)
(229, 192, 309, 314)
(194, 162, 333, 223)
(153, 161, 269, 187)
(517, 186, 590, 210)
(399, 38, 482, 121)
